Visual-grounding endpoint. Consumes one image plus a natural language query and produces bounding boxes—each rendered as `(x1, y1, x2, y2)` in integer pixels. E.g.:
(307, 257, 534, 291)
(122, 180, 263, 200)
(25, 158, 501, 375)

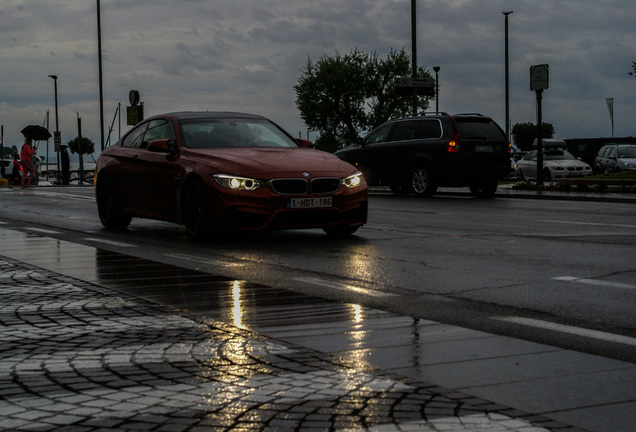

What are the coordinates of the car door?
(128, 118, 183, 220)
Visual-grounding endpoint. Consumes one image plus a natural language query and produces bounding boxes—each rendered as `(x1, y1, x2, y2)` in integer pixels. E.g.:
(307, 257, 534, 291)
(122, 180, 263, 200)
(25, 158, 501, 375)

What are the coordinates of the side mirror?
(147, 139, 176, 154)
(295, 138, 314, 148)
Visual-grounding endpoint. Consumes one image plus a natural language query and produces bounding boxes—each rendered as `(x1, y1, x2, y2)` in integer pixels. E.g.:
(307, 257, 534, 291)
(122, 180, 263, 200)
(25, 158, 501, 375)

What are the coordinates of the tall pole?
(97, 0, 105, 151)
(503, 11, 513, 141)
(48, 75, 60, 183)
(411, 0, 417, 116)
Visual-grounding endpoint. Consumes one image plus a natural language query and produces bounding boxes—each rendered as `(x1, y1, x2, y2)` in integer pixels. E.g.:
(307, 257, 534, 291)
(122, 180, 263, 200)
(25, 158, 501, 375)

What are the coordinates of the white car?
(517, 149, 593, 181)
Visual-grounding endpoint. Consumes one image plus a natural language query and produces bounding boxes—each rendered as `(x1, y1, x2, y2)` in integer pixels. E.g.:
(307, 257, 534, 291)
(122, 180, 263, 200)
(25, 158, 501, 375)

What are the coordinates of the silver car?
(517, 149, 593, 181)
(594, 144, 636, 174)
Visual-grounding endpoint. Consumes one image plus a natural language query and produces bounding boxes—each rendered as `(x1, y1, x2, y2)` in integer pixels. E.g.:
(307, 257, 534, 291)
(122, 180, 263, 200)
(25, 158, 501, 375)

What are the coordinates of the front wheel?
(408, 164, 437, 197)
(181, 180, 212, 239)
(95, 177, 132, 229)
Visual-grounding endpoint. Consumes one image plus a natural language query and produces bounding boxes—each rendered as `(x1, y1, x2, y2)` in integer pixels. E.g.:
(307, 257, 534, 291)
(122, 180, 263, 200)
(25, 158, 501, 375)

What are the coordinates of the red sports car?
(94, 112, 368, 238)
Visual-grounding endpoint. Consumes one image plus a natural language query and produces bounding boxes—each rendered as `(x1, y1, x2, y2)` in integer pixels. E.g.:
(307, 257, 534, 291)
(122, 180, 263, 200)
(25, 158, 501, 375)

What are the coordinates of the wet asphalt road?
(0, 185, 635, 431)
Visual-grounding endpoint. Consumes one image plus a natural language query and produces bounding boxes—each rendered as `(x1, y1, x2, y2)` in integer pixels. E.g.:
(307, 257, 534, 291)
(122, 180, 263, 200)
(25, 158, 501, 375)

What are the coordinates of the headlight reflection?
(231, 280, 245, 329)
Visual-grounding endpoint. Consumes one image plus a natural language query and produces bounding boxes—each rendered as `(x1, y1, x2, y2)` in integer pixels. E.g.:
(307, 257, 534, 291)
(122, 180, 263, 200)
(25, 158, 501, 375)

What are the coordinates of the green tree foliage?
(67, 136, 95, 156)
(294, 48, 432, 152)
(511, 122, 555, 151)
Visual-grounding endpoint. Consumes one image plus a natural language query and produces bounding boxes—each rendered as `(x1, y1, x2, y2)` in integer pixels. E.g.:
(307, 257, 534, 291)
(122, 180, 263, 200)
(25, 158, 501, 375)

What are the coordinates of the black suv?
(335, 113, 510, 197)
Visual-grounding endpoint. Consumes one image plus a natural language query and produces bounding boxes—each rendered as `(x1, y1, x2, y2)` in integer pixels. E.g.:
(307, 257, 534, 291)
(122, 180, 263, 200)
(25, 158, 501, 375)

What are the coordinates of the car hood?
(545, 160, 590, 168)
(183, 147, 357, 178)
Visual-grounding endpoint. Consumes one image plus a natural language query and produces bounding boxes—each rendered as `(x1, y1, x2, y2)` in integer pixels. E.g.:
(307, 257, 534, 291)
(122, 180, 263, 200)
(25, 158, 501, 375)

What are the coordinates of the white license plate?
(287, 197, 332, 209)
(476, 145, 494, 152)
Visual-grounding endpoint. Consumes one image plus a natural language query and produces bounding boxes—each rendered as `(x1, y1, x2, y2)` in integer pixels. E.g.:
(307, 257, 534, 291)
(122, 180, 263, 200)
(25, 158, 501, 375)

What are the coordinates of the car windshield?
(544, 150, 576, 161)
(618, 147, 636, 158)
(181, 118, 298, 149)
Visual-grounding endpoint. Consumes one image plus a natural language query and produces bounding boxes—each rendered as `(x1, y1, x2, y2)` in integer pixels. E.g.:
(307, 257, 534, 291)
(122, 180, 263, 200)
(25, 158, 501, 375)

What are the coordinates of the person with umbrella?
(20, 136, 36, 188)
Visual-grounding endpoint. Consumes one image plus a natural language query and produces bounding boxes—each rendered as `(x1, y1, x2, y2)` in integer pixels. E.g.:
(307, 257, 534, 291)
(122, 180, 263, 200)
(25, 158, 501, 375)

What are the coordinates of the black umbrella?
(21, 125, 52, 141)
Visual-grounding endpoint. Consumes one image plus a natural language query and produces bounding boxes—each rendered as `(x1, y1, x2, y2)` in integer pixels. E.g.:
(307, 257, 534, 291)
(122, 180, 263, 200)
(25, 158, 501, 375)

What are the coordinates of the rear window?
(455, 118, 507, 141)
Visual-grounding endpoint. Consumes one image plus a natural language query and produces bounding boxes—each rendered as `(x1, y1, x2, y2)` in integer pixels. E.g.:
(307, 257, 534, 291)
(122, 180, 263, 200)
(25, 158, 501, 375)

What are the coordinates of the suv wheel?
(409, 164, 437, 197)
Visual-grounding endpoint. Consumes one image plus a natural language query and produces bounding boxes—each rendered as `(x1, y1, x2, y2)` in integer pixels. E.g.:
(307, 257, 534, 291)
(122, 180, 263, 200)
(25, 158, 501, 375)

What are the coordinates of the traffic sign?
(530, 64, 549, 91)
(394, 77, 435, 96)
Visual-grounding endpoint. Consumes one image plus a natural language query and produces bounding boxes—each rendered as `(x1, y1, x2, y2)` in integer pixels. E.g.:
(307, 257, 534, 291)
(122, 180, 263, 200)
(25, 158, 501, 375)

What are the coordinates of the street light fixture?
(503, 11, 513, 141)
(48, 74, 60, 183)
(433, 66, 440, 114)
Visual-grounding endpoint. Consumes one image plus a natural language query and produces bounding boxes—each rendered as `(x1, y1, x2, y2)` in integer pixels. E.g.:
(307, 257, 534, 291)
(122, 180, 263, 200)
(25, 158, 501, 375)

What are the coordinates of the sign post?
(530, 64, 549, 183)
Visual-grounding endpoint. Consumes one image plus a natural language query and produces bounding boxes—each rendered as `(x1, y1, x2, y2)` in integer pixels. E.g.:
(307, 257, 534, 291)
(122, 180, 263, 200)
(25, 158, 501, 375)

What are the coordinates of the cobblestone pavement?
(0, 257, 577, 432)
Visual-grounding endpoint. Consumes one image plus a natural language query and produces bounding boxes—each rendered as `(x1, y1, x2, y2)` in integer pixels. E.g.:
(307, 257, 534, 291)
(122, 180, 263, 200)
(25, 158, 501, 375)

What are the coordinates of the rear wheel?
(181, 180, 212, 239)
(95, 177, 132, 229)
(408, 164, 437, 197)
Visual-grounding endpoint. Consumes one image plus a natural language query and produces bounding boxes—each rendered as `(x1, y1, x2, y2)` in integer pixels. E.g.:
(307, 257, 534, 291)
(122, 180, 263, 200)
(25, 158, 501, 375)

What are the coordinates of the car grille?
(269, 177, 341, 195)
(567, 166, 584, 172)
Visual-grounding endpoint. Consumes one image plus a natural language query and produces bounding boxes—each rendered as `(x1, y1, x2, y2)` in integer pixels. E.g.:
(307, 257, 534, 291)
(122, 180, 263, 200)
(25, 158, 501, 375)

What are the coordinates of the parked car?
(508, 158, 521, 180)
(334, 113, 510, 197)
(517, 149, 593, 181)
(94, 112, 368, 238)
(593, 144, 636, 174)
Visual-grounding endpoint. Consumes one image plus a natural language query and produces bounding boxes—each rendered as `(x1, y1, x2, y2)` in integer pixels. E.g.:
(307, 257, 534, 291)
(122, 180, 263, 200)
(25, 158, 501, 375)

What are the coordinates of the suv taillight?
(447, 133, 460, 153)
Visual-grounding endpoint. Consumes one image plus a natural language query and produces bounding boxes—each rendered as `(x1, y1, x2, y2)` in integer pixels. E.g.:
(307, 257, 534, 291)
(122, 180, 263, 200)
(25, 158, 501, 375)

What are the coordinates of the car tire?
(96, 177, 132, 229)
(323, 224, 360, 236)
(408, 164, 437, 197)
(469, 178, 498, 197)
(181, 180, 212, 239)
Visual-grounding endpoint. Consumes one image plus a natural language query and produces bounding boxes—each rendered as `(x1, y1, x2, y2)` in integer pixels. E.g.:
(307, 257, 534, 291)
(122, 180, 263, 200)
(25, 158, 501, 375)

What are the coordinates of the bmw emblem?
(302, 172, 311, 178)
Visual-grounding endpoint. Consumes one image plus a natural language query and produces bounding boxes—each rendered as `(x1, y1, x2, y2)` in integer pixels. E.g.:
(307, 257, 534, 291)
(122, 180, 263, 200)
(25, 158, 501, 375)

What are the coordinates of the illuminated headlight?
(342, 171, 364, 189)
(213, 174, 265, 191)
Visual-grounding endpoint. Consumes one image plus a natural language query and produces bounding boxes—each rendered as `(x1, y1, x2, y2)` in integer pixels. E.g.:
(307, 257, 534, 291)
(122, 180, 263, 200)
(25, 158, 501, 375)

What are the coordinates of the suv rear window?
(455, 118, 506, 141)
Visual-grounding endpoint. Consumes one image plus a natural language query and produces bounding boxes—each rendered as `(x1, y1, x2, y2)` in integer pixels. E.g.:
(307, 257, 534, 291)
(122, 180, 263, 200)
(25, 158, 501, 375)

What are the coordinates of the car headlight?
(552, 166, 564, 171)
(625, 162, 635, 169)
(213, 174, 266, 191)
(342, 171, 364, 189)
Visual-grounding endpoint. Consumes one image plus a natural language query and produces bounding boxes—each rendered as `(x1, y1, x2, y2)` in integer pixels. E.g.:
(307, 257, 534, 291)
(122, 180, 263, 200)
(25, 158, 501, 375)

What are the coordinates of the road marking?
(494, 316, 636, 347)
(554, 276, 636, 290)
(84, 237, 136, 248)
(294, 277, 396, 298)
(166, 253, 242, 267)
(542, 219, 636, 229)
(25, 227, 61, 235)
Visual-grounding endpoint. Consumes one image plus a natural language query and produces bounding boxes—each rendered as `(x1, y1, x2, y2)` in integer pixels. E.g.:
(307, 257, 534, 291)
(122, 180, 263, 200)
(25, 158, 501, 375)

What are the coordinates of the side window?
(526, 152, 536, 161)
(415, 119, 442, 139)
(121, 123, 148, 148)
(366, 123, 394, 144)
(388, 121, 417, 142)
(608, 147, 617, 158)
(143, 119, 175, 147)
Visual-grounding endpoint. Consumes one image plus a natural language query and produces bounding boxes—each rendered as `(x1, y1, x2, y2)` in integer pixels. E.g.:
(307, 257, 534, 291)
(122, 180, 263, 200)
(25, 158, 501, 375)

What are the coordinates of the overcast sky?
(1, 0, 635, 158)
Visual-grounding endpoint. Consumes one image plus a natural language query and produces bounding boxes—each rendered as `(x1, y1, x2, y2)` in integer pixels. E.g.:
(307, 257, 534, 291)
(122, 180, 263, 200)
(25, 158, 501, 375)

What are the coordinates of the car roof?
(151, 111, 268, 121)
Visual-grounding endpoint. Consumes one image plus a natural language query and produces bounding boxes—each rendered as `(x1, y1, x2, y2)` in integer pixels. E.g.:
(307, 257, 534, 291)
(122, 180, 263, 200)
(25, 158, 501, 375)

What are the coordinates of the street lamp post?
(503, 11, 513, 141)
(48, 74, 60, 183)
(433, 66, 440, 114)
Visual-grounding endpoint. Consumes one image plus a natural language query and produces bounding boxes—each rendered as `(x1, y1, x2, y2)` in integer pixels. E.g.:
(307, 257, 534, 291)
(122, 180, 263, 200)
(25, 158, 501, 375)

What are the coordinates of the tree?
(294, 48, 432, 152)
(67, 136, 95, 156)
(67, 136, 95, 176)
(511, 122, 555, 151)
(629, 61, 636, 77)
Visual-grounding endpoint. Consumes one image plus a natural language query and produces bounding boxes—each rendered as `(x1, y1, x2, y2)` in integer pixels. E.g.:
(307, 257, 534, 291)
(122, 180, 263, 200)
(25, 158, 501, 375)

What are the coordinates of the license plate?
(287, 197, 332, 209)
(476, 145, 494, 152)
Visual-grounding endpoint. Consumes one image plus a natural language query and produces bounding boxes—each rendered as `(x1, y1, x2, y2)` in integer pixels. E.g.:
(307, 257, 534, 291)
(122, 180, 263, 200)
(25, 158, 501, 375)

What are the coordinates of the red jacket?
(21, 143, 35, 162)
